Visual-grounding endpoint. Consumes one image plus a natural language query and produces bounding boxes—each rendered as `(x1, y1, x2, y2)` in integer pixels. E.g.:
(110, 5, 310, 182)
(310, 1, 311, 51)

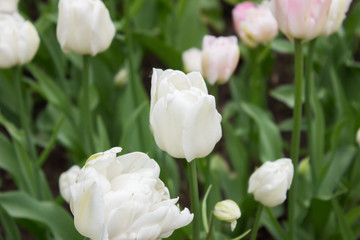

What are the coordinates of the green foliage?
(0, 0, 360, 239)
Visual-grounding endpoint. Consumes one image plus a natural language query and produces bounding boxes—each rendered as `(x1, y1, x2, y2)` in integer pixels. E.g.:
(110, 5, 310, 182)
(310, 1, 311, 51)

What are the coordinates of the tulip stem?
(188, 160, 200, 240)
(81, 55, 95, 154)
(289, 39, 303, 240)
(250, 204, 263, 240)
(304, 39, 320, 185)
(13, 66, 40, 198)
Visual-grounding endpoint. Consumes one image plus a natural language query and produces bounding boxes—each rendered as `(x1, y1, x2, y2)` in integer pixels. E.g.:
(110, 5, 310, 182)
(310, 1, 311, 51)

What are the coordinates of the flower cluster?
(60, 147, 193, 240)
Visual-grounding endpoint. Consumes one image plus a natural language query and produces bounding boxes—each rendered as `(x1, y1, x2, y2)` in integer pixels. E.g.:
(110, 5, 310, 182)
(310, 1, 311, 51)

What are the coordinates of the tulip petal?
(70, 180, 105, 240)
(150, 94, 189, 159)
(182, 95, 222, 161)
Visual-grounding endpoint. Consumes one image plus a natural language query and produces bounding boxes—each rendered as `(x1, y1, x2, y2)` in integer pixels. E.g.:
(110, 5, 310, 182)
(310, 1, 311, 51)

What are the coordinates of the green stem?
(250, 204, 263, 240)
(13, 66, 41, 198)
(188, 160, 200, 240)
(265, 207, 288, 240)
(289, 39, 303, 240)
(304, 40, 319, 185)
(81, 55, 95, 154)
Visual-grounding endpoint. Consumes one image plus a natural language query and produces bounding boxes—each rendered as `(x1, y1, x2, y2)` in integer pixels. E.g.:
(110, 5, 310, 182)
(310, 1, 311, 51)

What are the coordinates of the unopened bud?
(214, 199, 241, 231)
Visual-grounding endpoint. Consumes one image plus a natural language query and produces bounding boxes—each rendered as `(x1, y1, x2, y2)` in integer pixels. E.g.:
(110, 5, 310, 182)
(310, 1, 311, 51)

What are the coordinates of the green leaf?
(26, 64, 72, 116)
(241, 102, 283, 162)
(134, 31, 183, 70)
(271, 39, 294, 54)
(201, 185, 212, 232)
(317, 146, 356, 200)
(270, 84, 305, 109)
(119, 101, 148, 148)
(0, 191, 82, 240)
(332, 199, 355, 240)
(94, 116, 110, 152)
(0, 134, 28, 192)
(0, 206, 20, 240)
(222, 119, 249, 196)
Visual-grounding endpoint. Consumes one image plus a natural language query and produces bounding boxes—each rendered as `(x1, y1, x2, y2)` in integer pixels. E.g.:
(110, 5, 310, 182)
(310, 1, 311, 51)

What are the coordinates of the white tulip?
(182, 48, 202, 73)
(68, 147, 193, 240)
(201, 35, 240, 85)
(56, 0, 115, 56)
(248, 158, 294, 207)
(0, 12, 40, 68)
(150, 69, 222, 162)
(322, 0, 353, 36)
(0, 0, 18, 13)
(214, 200, 241, 231)
(59, 165, 81, 203)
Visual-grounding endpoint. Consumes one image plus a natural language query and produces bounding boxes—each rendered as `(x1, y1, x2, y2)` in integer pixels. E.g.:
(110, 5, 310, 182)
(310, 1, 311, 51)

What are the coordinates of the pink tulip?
(232, 1, 278, 47)
(270, 0, 332, 42)
(202, 35, 240, 85)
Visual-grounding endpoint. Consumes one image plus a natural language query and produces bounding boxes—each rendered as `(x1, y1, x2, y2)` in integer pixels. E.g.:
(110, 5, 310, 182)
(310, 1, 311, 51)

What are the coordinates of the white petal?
(182, 95, 222, 162)
(70, 180, 105, 240)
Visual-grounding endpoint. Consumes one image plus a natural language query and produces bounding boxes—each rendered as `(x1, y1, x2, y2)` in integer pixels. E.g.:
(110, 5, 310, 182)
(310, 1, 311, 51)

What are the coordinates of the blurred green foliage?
(0, 0, 360, 239)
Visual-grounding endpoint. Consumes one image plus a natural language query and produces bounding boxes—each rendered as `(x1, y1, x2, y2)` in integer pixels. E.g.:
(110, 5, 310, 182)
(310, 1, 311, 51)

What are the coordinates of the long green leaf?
(317, 146, 356, 200)
(241, 102, 283, 162)
(0, 191, 82, 240)
(0, 205, 20, 240)
(332, 199, 355, 240)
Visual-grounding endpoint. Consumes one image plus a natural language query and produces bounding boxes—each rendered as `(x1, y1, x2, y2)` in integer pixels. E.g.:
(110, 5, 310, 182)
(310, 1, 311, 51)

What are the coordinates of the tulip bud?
(0, 0, 18, 13)
(356, 129, 360, 146)
(114, 68, 128, 87)
(270, 0, 332, 42)
(0, 13, 40, 68)
(248, 158, 294, 207)
(298, 157, 310, 176)
(322, 0, 352, 36)
(232, 1, 278, 47)
(214, 200, 241, 231)
(56, 0, 116, 56)
(59, 165, 81, 203)
(66, 147, 193, 240)
(201, 35, 240, 85)
(182, 48, 202, 73)
(150, 69, 222, 162)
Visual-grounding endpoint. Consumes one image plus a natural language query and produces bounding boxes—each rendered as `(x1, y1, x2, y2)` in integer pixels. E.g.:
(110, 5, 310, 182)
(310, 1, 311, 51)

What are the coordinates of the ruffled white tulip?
(248, 158, 294, 207)
(182, 48, 202, 73)
(214, 200, 241, 231)
(322, 0, 352, 36)
(232, 1, 278, 47)
(56, 0, 115, 56)
(59, 165, 81, 203)
(0, 0, 18, 13)
(150, 69, 222, 162)
(0, 12, 40, 68)
(202, 35, 240, 85)
(68, 147, 193, 240)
